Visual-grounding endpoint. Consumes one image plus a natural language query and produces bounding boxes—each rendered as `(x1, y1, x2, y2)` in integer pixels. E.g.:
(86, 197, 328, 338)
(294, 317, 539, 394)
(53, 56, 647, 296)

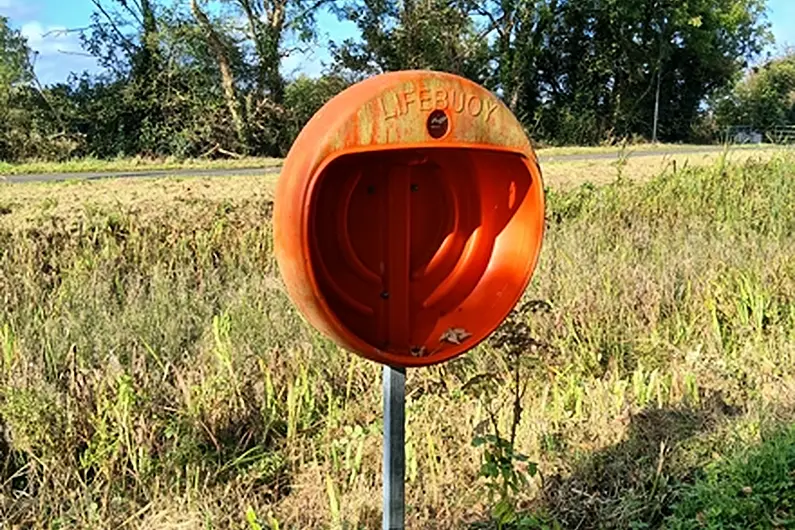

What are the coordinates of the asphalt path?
(0, 145, 758, 184)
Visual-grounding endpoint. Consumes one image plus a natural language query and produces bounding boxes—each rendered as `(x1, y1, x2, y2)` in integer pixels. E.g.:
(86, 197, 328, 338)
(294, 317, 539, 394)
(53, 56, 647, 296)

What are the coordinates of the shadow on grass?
(541, 395, 743, 529)
(470, 393, 744, 530)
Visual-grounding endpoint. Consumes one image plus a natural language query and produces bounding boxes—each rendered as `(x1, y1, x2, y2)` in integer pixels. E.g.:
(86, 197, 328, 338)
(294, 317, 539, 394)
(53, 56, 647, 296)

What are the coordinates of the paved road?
(0, 145, 764, 184)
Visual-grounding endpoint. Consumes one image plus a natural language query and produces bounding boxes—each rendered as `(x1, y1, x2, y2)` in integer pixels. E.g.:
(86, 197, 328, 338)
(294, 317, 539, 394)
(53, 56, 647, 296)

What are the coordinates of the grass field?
(0, 147, 785, 230)
(1, 150, 794, 529)
(0, 143, 782, 177)
(0, 155, 284, 176)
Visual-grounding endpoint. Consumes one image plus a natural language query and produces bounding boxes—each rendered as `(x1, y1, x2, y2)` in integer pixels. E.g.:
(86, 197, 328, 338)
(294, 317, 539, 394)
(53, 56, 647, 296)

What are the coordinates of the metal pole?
(652, 66, 661, 144)
(383, 365, 406, 530)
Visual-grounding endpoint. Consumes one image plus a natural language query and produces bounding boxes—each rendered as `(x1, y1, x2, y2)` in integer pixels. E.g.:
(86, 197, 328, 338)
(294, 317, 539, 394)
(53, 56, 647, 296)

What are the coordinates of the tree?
(650, 0, 771, 141)
(190, 0, 250, 150)
(523, 0, 772, 144)
(0, 17, 36, 160)
(283, 73, 350, 139)
(471, 0, 556, 115)
(184, 0, 335, 154)
(0, 0, 778, 161)
(330, 0, 490, 82)
(78, 0, 170, 156)
(715, 50, 795, 132)
(0, 16, 32, 89)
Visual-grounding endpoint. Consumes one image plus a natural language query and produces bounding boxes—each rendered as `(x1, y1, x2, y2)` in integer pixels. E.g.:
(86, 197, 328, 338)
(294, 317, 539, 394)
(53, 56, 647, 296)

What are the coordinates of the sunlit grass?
(1, 146, 786, 230)
(665, 423, 795, 529)
(0, 155, 283, 176)
(0, 152, 794, 528)
(533, 141, 777, 157)
(0, 143, 784, 177)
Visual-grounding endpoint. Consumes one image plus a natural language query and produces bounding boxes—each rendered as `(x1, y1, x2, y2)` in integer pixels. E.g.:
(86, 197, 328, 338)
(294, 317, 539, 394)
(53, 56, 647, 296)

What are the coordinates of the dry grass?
(0, 173, 279, 230)
(541, 145, 790, 189)
(0, 155, 283, 176)
(0, 151, 794, 529)
(0, 143, 779, 177)
(1, 147, 787, 230)
(534, 142, 776, 157)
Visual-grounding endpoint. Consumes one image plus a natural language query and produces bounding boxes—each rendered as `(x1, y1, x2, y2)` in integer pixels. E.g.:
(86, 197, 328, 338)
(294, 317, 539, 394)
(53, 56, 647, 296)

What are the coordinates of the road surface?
(0, 145, 768, 184)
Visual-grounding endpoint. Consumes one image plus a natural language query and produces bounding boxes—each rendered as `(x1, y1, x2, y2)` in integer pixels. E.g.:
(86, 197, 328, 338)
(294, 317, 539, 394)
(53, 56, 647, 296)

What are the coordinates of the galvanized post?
(383, 365, 406, 530)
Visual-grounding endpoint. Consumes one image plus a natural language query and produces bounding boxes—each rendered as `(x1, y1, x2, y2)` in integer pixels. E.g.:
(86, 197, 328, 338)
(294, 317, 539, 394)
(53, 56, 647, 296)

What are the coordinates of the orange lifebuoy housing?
(274, 70, 545, 367)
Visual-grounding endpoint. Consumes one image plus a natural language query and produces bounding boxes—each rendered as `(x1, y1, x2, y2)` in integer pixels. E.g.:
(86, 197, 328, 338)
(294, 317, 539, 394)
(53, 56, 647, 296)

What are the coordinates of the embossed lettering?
(467, 95, 483, 117)
(379, 94, 399, 121)
(434, 89, 448, 109)
(419, 89, 433, 111)
(400, 87, 416, 114)
(452, 91, 465, 113)
(380, 86, 501, 124)
(484, 99, 498, 122)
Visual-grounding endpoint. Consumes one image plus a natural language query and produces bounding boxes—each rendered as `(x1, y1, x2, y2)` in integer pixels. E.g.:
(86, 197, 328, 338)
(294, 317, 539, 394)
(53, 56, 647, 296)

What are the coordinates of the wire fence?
(722, 125, 795, 145)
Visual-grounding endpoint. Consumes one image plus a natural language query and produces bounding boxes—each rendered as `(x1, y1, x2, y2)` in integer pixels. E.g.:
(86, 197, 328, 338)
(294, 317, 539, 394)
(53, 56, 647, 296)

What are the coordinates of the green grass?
(0, 153, 794, 528)
(0, 155, 283, 176)
(665, 424, 795, 529)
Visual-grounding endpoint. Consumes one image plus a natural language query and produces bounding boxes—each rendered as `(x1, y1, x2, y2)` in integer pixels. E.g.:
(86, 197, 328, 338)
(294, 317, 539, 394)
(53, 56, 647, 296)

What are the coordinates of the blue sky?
(1, 0, 793, 86)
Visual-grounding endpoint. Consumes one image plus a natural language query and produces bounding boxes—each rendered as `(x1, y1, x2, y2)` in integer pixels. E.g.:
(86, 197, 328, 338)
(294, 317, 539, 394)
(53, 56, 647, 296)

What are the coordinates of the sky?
(1, 0, 794, 86)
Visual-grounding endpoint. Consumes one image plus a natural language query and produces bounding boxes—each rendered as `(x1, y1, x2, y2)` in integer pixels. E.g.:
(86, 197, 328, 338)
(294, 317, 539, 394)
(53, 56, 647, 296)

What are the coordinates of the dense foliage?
(714, 49, 795, 132)
(0, 0, 782, 161)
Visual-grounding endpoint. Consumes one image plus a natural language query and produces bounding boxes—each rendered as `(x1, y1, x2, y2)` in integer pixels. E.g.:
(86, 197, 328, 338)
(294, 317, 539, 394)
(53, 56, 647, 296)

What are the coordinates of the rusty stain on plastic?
(274, 70, 545, 367)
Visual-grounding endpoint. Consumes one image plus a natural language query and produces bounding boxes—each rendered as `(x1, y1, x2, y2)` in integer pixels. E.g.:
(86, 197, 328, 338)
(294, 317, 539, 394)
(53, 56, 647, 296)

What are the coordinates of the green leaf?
(245, 506, 263, 530)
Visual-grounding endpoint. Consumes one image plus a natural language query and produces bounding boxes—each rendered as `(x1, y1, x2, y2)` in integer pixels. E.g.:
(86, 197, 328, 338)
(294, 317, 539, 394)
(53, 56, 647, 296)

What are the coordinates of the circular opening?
(427, 110, 449, 139)
(305, 148, 543, 366)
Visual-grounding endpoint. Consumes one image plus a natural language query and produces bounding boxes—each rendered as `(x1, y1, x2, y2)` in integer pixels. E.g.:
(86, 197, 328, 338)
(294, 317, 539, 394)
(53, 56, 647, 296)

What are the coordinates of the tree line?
(0, 0, 790, 162)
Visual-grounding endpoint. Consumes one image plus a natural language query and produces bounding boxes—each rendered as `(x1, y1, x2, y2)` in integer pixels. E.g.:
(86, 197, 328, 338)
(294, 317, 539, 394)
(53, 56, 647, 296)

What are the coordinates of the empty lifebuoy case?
(274, 70, 545, 367)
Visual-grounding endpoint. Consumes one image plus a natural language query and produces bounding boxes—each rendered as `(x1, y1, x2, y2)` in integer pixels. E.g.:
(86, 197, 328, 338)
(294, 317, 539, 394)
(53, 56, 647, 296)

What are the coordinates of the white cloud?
(22, 21, 78, 53)
(0, 0, 37, 21)
(20, 21, 99, 85)
(0, 2, 96, 85)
